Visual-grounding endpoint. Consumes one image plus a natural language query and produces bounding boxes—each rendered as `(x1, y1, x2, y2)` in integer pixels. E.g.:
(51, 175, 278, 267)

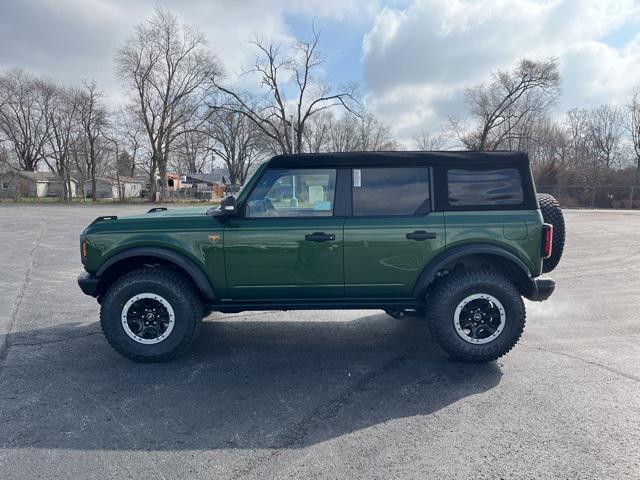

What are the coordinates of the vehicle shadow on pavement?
(0, 312, 502, 451)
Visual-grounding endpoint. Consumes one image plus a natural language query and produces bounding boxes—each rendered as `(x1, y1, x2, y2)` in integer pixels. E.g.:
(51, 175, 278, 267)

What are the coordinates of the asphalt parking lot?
(0, 205, 639, 479)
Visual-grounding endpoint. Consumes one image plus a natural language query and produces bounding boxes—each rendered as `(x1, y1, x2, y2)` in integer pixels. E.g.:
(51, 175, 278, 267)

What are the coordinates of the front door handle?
(305, 232, 335, 242)
(406, 230, 437, 241)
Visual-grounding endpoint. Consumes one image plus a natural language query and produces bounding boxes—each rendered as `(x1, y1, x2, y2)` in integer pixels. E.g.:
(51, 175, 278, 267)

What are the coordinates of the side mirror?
(221, 195, 237, 216)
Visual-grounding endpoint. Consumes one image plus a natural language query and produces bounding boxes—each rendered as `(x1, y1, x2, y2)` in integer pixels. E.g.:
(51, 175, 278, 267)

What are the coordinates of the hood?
(116, 206, 216, 220)
(84, 206, 222, 234)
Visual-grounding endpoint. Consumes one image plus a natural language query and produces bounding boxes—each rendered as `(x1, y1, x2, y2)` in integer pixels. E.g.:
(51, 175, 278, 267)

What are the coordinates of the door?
(344, 166, 445, 298)
(223, 168, 344, 300)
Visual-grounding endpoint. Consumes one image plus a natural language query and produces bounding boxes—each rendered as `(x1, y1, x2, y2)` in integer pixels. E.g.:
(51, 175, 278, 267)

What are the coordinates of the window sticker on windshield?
(353, 169, 361, 187)
(308, 185, 324, 203)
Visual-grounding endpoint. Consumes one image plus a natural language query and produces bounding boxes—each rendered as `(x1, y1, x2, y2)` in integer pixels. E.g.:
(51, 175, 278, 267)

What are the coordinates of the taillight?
(541, 224, 553, 259)
(80, 235, 87, 263)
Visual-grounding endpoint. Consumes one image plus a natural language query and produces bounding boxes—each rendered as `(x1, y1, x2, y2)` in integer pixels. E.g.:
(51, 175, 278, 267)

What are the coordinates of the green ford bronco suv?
(78, 151, 565, 363)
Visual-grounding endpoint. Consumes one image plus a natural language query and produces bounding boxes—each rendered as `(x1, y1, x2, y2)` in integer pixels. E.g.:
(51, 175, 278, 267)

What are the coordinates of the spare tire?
(537, 193, 565, 273)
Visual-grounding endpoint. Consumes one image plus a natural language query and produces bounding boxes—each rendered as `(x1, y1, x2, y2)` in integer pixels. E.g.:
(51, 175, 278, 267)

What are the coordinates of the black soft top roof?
(267, 151, 529, 168)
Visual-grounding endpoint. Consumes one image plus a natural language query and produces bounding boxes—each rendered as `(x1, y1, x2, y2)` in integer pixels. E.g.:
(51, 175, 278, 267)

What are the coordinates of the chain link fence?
(536, 185, 640, 209)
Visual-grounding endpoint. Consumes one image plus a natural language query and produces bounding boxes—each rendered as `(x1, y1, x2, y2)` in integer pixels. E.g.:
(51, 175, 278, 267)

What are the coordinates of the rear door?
(343, 166, 445, 299)
(438, 165, 542, 274)
(223, 167, 345, 300)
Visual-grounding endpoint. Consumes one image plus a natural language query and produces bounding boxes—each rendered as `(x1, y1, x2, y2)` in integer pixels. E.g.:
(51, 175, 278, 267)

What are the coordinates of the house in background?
(181, 168, 229, 199)
(0, 171, 77, 198)
(83, 176, 144, 200)
(162, 173, 181, 192)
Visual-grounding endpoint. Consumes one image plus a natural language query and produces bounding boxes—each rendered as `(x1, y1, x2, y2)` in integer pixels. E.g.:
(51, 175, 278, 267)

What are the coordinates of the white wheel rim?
(453, 293, 506, 345)
(121, 293, 175, 345)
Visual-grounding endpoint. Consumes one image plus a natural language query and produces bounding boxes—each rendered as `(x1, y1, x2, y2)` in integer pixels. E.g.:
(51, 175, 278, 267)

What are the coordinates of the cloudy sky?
(1, 0, 640, 145)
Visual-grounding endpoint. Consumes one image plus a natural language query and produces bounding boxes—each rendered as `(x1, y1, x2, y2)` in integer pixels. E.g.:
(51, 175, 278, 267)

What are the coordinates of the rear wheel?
(426, 270, 526, 362)
(100, 268, 203, 362)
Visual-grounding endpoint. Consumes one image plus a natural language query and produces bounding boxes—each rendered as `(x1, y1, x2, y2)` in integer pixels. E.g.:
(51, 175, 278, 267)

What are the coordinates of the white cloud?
(0, 0, 377, 105)
(362, 0, 640, 144)
(3, 0, 640, 148)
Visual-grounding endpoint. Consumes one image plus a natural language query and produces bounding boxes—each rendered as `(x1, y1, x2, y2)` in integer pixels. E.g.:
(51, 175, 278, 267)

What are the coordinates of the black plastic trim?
(413, 244, 533, 298)
(406, 230, 437, 241)
(212, 298, 420, 313)
(429, 166, 436, 212)
(267, 151, 530, 168)
(525, 277, 555, 301)
(335, 168, 352, 216)
(95, 247, 216, 301)
(89, 215, 118, 226)
(77, 272, 99, 297)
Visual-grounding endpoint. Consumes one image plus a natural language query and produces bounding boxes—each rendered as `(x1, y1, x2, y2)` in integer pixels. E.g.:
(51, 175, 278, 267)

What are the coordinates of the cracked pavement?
(0, 205, 639, 479)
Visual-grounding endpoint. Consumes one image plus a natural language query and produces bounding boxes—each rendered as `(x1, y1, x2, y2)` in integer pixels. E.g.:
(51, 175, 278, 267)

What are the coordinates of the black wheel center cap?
(473, 313, 482, 321)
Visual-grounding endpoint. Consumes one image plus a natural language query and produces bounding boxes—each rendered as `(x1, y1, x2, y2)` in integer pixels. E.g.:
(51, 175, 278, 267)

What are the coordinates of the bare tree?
(453, 58, 561, 150)
(207, 108, 263, 185)
(215, 28, 359, 155)
(112, 106, 146, 178)
(116, 8, 222, 201)
(626, 88, 640, 170)
(77, 81, 109, 200)
(117, 150, 134, 177)
(554, 106, 625, 205)
(102, 133, 125, 200)
(357, 112, 398, 151)
(414, 130, 446, 150)
(565, 109, 592, 172)
(303, 111, 396, 153)
(0, 142, 10, 173)
(44, 84, 81, 201)
(526, 116, 571, 184)
(302, 110, 333, 153)
(587, 104, 624, 170)
(325, 113, 359, 152)
(0, 69, 54, 171)
(171, 127, 212, 174)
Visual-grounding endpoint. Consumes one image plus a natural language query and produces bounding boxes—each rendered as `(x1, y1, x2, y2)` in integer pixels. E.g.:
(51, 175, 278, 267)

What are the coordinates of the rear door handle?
(305, 232, 336, 242)
(406, 230, 437, 241)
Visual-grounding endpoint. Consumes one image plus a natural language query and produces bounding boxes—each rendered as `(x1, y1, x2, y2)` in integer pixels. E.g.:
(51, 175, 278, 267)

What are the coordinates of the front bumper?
(77, 272, 100, 297)
(526, 277, 555, 302)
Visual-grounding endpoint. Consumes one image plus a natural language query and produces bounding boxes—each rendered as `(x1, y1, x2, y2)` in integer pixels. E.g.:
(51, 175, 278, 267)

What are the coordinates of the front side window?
(352, 167, 430, 216)
(246, 168, 336, 218)
(448, 168, 523, 207)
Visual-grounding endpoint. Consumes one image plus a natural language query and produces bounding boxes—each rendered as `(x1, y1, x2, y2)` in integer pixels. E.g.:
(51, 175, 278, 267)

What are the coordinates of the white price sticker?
(353, 169, 361, 187)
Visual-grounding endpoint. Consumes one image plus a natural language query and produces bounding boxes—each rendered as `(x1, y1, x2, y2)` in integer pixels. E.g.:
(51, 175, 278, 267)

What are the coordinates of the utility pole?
(289, 114, 295, 155)
(289, 114, 298, 207)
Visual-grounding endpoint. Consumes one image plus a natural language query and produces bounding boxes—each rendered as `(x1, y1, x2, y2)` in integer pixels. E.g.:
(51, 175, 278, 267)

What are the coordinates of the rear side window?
(352, 167, 430, 216)
(448, 168, 523, 207)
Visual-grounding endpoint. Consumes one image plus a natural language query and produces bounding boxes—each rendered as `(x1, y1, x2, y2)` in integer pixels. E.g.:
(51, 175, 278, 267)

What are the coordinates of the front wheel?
(426, 270, 526, 362)
(100, 267, 203, 362)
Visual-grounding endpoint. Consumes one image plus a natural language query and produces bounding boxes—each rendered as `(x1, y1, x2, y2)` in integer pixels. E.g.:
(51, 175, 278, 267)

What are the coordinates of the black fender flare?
(412, 244, 533, 298)
(96, 247, 216, 301)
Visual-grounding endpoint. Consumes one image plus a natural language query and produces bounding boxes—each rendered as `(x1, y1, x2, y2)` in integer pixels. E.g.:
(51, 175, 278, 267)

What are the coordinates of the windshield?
(235, 162, 268, 203)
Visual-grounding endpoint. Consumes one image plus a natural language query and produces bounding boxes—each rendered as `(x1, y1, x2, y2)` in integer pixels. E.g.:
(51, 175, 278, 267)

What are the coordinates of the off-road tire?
(426, 270, 526, 362)
(537, 193, 565, 273)
(100, 267, 203, 362)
